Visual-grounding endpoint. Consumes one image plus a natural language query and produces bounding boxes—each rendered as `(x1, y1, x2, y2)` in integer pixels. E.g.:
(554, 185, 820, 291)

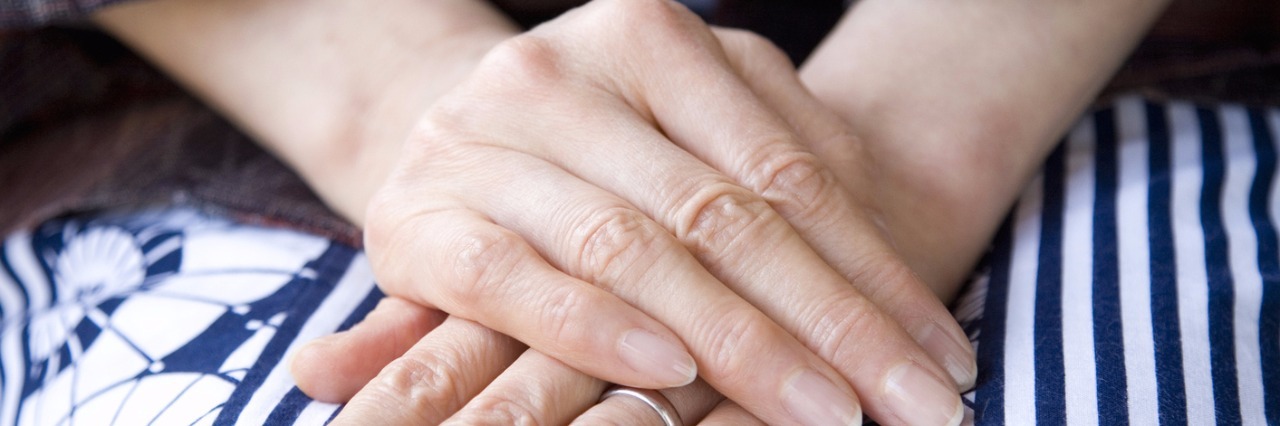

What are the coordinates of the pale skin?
(92, 0, 1171, 424)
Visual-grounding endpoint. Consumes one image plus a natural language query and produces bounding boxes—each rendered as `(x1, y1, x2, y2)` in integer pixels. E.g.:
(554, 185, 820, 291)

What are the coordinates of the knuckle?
(844, 249, 916, 291)
(398, 119, 489, 187)
(597, 0, 707, 48)
(712, 27, 758, 44)
(607, 0, 683, 27)
(845, 251, 920, 300)
(375, 356, 468, 420)
(673, 182, 779, 257)
(443, 227, 527, 305)
(454, 394, 544, 426)
(698, 310, 774, 381)
(800, 293, 891, 375)
(536, 286, 592, 352)
(749, 151, 842, 221)
(342, 386, 433, 424)
(717, 28, 791, 65)
(574, 207, 671, 284)
(721, 27, 788, 53)
(412, 107, 479, 154)
(363, 203, 435, 289)
(362, 195, 405, 261)
(479, 35, 564, 88)
(732, 29, 779, 54)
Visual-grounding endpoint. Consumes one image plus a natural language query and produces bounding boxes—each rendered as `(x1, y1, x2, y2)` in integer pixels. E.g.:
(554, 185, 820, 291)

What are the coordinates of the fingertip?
(617, 328, 698, 388)
(917, 322, 977, 390)
(780, 369, 862, 426)
(291, 335, 354, 402)
(883, 362, 964, 426)
(953, 355, 978, 392)
(290, 297, 448, 403)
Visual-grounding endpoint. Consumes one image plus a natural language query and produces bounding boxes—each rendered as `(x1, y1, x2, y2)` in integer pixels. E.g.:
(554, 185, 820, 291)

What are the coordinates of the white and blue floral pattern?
(0, 209, 382, 425)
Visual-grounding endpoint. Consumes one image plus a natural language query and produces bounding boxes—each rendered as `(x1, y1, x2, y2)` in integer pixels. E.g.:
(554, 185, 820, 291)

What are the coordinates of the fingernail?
(781, 369, 862, 426)
(618, 329, 697, 386)
(919, 323, 977, 390)
(884, 363, 964, 426)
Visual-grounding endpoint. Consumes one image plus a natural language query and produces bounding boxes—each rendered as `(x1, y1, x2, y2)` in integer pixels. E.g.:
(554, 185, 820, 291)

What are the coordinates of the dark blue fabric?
(215, 244, 357, 424)
(1034, 145, 1069, 425)
(1090, 108, 1130, 425)
(1145, 101, 1188, 425)
(266, 287, 383, 425)
(1245, 108, 1280, 424)
(1195, 107, 1243, 425)
(336, 287, 386, 333)
(266, 388, 314, 425)
(973, 219, 1014, 425)
(0, 248, 30, 326)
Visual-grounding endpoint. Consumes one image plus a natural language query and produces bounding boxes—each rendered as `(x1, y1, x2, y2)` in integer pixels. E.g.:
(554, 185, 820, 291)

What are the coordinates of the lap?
(955, 95, 1280, 424)
(1, 96, 1276, 425)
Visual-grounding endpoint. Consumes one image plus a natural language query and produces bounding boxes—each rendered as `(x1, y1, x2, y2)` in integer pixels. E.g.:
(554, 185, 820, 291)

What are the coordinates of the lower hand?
(297, 297, 752, 424)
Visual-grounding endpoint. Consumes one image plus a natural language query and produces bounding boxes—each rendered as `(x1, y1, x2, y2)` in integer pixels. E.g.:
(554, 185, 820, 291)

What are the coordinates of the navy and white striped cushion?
(957, 96, 1280, 424)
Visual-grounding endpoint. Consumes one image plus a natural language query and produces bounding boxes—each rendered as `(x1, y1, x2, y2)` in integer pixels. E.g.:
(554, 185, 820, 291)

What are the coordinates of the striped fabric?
(956, 95, 1280, 425)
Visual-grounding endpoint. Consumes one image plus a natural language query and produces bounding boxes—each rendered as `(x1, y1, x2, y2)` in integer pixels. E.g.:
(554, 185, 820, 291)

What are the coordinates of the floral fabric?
(0, 208, 381, 424)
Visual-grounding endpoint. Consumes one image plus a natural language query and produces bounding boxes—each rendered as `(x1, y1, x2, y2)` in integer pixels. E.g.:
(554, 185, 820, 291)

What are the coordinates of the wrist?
(93, 0, 518, 226)
(797, 0, 1172, 295)
(309, 30, 512, 225)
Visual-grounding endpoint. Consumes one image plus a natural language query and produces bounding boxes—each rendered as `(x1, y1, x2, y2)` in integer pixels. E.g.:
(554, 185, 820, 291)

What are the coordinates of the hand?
(296, 297, 752, 424)
(301, 2, 973, 424)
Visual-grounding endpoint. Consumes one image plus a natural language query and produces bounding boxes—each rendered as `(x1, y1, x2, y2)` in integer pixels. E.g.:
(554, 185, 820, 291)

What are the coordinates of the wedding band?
(599, 386, 684, 426)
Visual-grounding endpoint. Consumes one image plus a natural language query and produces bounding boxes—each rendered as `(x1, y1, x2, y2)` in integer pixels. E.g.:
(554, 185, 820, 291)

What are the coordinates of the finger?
(332, 317, 524, 425)
(637, 56, 967, 426)
(291, 297, 445, 402)
(572, 380, 722, 425)
(444, 350, 605, 425)
(711, 27, 978, 390)
(461, 39, 962, 426)
(385, 2, 957, 423)
(422, 148, 864, 426)
(368, 154, 697, 390)
(554, 11, 969, 423)
(621, 20, 973, 395)
(700, 399, 767, 426)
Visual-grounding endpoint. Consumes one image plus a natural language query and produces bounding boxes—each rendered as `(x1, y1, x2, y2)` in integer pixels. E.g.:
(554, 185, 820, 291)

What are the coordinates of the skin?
(96, 1, 965, 423)
(92, 0, 1171, 424)
(310, 0, 1175, 423)
(355, 6, 972, 423)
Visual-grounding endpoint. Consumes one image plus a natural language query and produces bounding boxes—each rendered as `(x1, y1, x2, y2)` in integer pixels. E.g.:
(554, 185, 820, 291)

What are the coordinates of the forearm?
(92, 0, 518, 225)
(800, 0, 1172, 297)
